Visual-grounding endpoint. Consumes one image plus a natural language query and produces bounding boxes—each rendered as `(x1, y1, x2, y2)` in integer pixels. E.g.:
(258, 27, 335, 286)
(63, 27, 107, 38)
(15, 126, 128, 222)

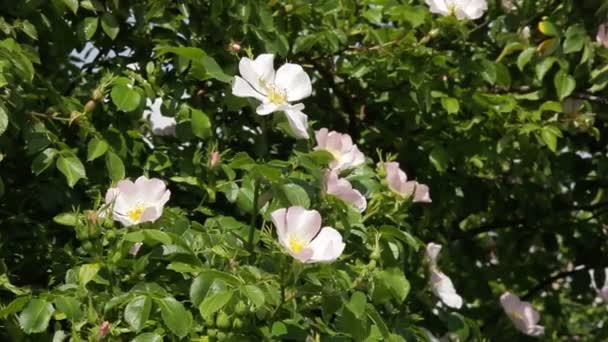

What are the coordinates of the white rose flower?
(425, 0, 488, 20)
(500, 292, 545, 337)
(232, 54, 312, 139)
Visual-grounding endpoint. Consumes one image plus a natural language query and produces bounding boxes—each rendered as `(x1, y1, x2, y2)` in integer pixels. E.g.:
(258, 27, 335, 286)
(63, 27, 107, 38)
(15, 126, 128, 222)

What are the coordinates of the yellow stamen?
(127, 203, 145, 222)
(448, 4, 456, 15)
(267, 86, 287, 104)
(289, 238, 305, 253)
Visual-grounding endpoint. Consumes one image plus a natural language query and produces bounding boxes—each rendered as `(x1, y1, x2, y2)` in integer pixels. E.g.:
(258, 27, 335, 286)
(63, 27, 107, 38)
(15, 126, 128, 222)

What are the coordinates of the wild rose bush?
(1, 0, 608, 341)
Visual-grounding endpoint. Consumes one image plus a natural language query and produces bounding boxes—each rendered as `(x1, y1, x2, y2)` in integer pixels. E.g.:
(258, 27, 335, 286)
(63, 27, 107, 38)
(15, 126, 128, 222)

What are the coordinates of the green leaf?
(155, 46, 206, 60)
(554, 70, 576, 100)
(87, 137, 108, 161)
(62, 0, 78, 14)
(447, 313, 470, 340)
(21, 21, 38, 40)
(199, 290, 233, 318)
(346, 291, 367, 318)
(54, 296, 83, 321)
(292, 35, 319, 54)
(0, 296, 30, 319)
(79, 263, 100, 288)
(78, 17, 99, 40)
(563, 25, 586, 54)
(388, 5, 427, 28)
(540, 127, 559, 152)
(111, 83, 141, 112)
(440, 97, 459, 114)
(132, 333, 163, 342)
(535, 57, 557, 81)
(201, 55, 232, 83)
(279, 183, 310, 208)
(124, 230, 173, 245)
(18, 299, 55, 334)
(157, 297, 192, 338)
(517, 47, 536, 71)
(101, 13, 119, 40)
(56, 155, 86, 187)
(429, 146, 449, 173)
(125, 296, 152, 332)
(241, 285, 264, 308)
(538, 21, 559, 36)
(191, 108, 211, 138)
(32, 148, 58, 175)
(53, 212, 78, 226)
(379, 225, 420, 250)
(105, 151, 125, 181)
(373, 268, 410, 303)
(0, 103, 8, 136)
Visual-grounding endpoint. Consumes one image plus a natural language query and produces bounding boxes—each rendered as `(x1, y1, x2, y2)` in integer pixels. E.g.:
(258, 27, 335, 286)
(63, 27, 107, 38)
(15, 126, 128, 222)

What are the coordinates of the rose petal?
(238, 54, 275, 95)
(274, 63, 312, 102)
(307, 227, 345, 263)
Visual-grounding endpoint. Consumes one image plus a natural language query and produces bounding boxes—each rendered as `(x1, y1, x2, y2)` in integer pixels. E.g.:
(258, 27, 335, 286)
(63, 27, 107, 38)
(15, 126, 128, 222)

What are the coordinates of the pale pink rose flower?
(383, 162, 431, 202)
(271, 206, 345, 263)
(101, 176, 171, 227)
(597, 24, 608, 48)
(314, 128, 365, 171)
(232, 54, 311, 139)
(425, 242, 443, 265)
(426, 242, 463, 309)
(323, 170, 367, 212)
(500, 292, 545, 337)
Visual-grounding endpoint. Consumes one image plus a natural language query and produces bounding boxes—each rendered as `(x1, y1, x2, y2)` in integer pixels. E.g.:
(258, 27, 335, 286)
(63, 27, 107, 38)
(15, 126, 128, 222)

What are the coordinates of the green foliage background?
(1, 0, 608, 340)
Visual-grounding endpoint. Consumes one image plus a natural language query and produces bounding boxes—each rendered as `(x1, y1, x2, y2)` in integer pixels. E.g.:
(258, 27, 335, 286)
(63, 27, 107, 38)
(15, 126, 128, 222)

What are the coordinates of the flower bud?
(69, 111, 81, 125)
(98, 321, 110, 339)
(85, 210, 98, 225)
(232, 317, 244, 329)
(228, 42, 242, 53)
(209, 150, 220, 168)
(216, 310, 231, 330)
(92, 89, 104, 101)
(84, 100, 97, 113)
(235, 301, 248, 316)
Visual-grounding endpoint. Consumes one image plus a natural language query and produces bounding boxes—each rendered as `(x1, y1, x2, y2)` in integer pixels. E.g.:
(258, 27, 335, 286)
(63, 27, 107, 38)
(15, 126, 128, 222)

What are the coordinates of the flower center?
(127, 203, 146, 222)
(509, 310, 526, 325)
(289, 238, 306, 253)
(266, 85, 287, 104)
(448, 4, 457, 15)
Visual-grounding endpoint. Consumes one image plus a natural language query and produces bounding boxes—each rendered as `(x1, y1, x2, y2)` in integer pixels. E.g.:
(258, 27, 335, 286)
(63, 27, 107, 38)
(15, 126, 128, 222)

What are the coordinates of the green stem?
(247, 179, 260, 260)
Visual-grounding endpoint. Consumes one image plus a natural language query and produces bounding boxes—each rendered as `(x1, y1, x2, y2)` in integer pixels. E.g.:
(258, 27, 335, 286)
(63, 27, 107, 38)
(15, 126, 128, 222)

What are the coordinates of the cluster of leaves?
(1, 0, 608, 341)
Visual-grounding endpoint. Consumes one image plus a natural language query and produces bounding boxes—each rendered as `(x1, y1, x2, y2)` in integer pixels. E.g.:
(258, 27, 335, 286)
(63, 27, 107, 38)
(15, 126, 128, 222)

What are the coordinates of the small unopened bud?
(284, 4, 294, 12)
(129, 242, 143, 256)
(209, 151, 220, 167)
(92, 89, 104, 101)
(69, 111, 82, 125)
(98, 321, 110, 340)
(84, 100, 97, 113)
(228, 42, 242, 53)
(85, 210, 98, 225)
